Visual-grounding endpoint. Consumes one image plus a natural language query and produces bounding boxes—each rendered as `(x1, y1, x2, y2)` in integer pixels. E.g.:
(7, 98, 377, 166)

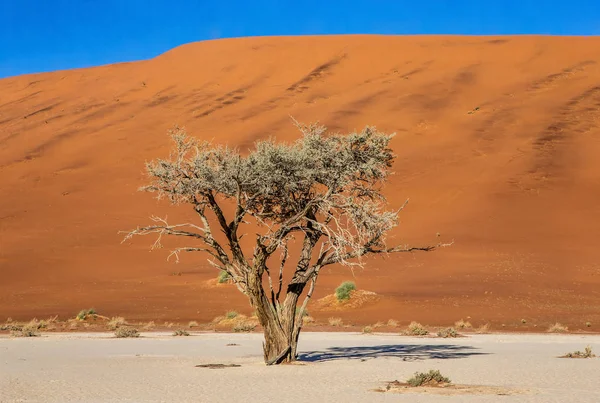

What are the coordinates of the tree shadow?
(298, 344, 487, 363)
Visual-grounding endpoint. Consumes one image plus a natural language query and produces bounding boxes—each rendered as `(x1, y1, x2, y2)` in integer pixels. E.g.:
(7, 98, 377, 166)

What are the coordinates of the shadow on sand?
(298, 344, 487, 362)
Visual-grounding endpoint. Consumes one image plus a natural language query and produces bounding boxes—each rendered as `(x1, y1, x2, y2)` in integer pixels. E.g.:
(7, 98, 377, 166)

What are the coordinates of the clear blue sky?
(1, 0, 599, 78)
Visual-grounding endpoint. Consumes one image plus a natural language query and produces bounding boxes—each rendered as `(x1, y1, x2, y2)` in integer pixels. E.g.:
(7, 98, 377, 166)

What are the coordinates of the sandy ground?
(1, 332, 599, 402)
(2, 35, 600, 326)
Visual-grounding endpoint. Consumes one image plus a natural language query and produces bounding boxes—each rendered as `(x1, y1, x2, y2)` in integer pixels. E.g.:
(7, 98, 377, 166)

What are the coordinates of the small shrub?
(387, 319, 399, 327)
(407, 370, 451, 387)
(143, 321, 155, 330)
(76, 308, 97, 321)
(232, 322, 256, 333)
(114, 327, 140, 338)
(362, 326, 373, 334)
(173, 329, 190, 336)
(454, 319, 472, 329)
(302, 316, 315, 324)
(164, 322, 175, 328)
(217, 270, 231, 284)
(1, 322, 23, 331)
(372, 321, 385, 328)
(476, 323, 490, 334)
(585, 322, 592, 328)
(11, 324, 40, 337)
(521, 319, 527, 324)
(405, 321, 429, 336)
(225, 311, 239, 320)
(548, 323, 568, 333)
(437, 327, 459, 338)
(335, 281, 356, 301)
(107, 317, 127, 330)
(328, 317, 343, 327)
(188, 321, 199, 328)
(561, 346, 595, 358)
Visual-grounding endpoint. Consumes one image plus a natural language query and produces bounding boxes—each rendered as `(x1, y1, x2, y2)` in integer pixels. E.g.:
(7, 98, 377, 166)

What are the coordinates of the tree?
(123, 122, 448, 364)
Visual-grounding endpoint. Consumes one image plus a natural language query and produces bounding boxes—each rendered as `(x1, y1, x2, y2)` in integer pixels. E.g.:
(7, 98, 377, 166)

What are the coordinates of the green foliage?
(335, 281, 356, 301)
(407, 370, 451, 387)
(217, 270, 231, 284)
(76, 308, 97, 321)
(225, 311, 239, 320)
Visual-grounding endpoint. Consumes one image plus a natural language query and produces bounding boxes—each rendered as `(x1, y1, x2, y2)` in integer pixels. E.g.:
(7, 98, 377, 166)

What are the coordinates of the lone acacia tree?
(124, 122, 446, 364)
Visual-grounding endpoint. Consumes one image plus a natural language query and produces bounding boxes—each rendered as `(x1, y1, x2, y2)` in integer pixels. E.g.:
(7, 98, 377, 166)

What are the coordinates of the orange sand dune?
(1, 35, 600, 329)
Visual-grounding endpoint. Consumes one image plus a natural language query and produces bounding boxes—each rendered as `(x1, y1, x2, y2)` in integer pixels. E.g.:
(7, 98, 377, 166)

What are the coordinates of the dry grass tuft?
(114, 327, 140, 338)
(547, 323, 568, 333)
(561, 346, 595, 359)
(405, 321, 429, 336)
(387, 319, 399, 327)
(11, 324, 40, 337)
(362, 326, 373, 334)
(188, 321, 199, 328)
(302, 316, 315, 325)
(232, 322, 256, 333)
(107, 317, 127, 330)
(437, 327, 460, 338)
(173, 329, 190, 336)
(476, 323, 491, 334)
(454, 319, 472, 329)
(143, 321, 155, 330)
(328, 317, 343, 327)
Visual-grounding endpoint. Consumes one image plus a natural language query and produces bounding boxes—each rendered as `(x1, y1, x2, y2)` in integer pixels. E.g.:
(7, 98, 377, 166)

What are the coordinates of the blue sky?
(1, 0, 599, 78)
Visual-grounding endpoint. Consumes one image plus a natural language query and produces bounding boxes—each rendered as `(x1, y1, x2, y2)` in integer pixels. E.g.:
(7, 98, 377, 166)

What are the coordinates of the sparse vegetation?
(437, 327, 460, 338)
(217, 270, 231, 284)
(173, 329, 190, 336)
(585, 322, 592, 328)
(454, 319, 472, 329)
(362, 326, 373, 334)
(225, 311, 239, 320)
(143, 321, 155, 330)
(476, 323, 491, 334)
(561, 346, 595, 359)
(372, 321, 384, 328)
(11, 324, 40, 337)
(114, 327, 140, 338)
(302, 316, 315, 324)
(387, 319, 399, 327)
(407, 370, 451, 387)
(328, 317, 343, 327)
(521, 319, 527, 324)
(188, 321, 199, 328)
(232, 322, 256, 333)
(405, 321, 429, 336)
(76, 308, 97, 321)
(107, 317, 126, 330)
(547, 323, 568, 333)
(335, 281, 356, 301)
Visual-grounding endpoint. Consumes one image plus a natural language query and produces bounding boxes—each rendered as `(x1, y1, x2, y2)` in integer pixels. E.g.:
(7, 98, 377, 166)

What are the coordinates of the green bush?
(407, 370, 451, 387)
(217, 270, 231, 284)
(335, 281, 356, 301)
(76, 308, 97, 321)
(225, 311, 239, 320)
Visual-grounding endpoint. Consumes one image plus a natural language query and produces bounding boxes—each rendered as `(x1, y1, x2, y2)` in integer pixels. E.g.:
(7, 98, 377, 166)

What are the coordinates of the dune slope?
(1, 35, 600, 327)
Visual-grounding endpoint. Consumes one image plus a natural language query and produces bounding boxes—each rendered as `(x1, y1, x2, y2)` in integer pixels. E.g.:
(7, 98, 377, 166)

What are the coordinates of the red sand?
(1, 35, 600, 329)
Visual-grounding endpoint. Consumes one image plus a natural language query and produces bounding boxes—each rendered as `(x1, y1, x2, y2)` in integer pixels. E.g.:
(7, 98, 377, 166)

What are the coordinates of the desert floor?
(1, 332, 599, 402)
